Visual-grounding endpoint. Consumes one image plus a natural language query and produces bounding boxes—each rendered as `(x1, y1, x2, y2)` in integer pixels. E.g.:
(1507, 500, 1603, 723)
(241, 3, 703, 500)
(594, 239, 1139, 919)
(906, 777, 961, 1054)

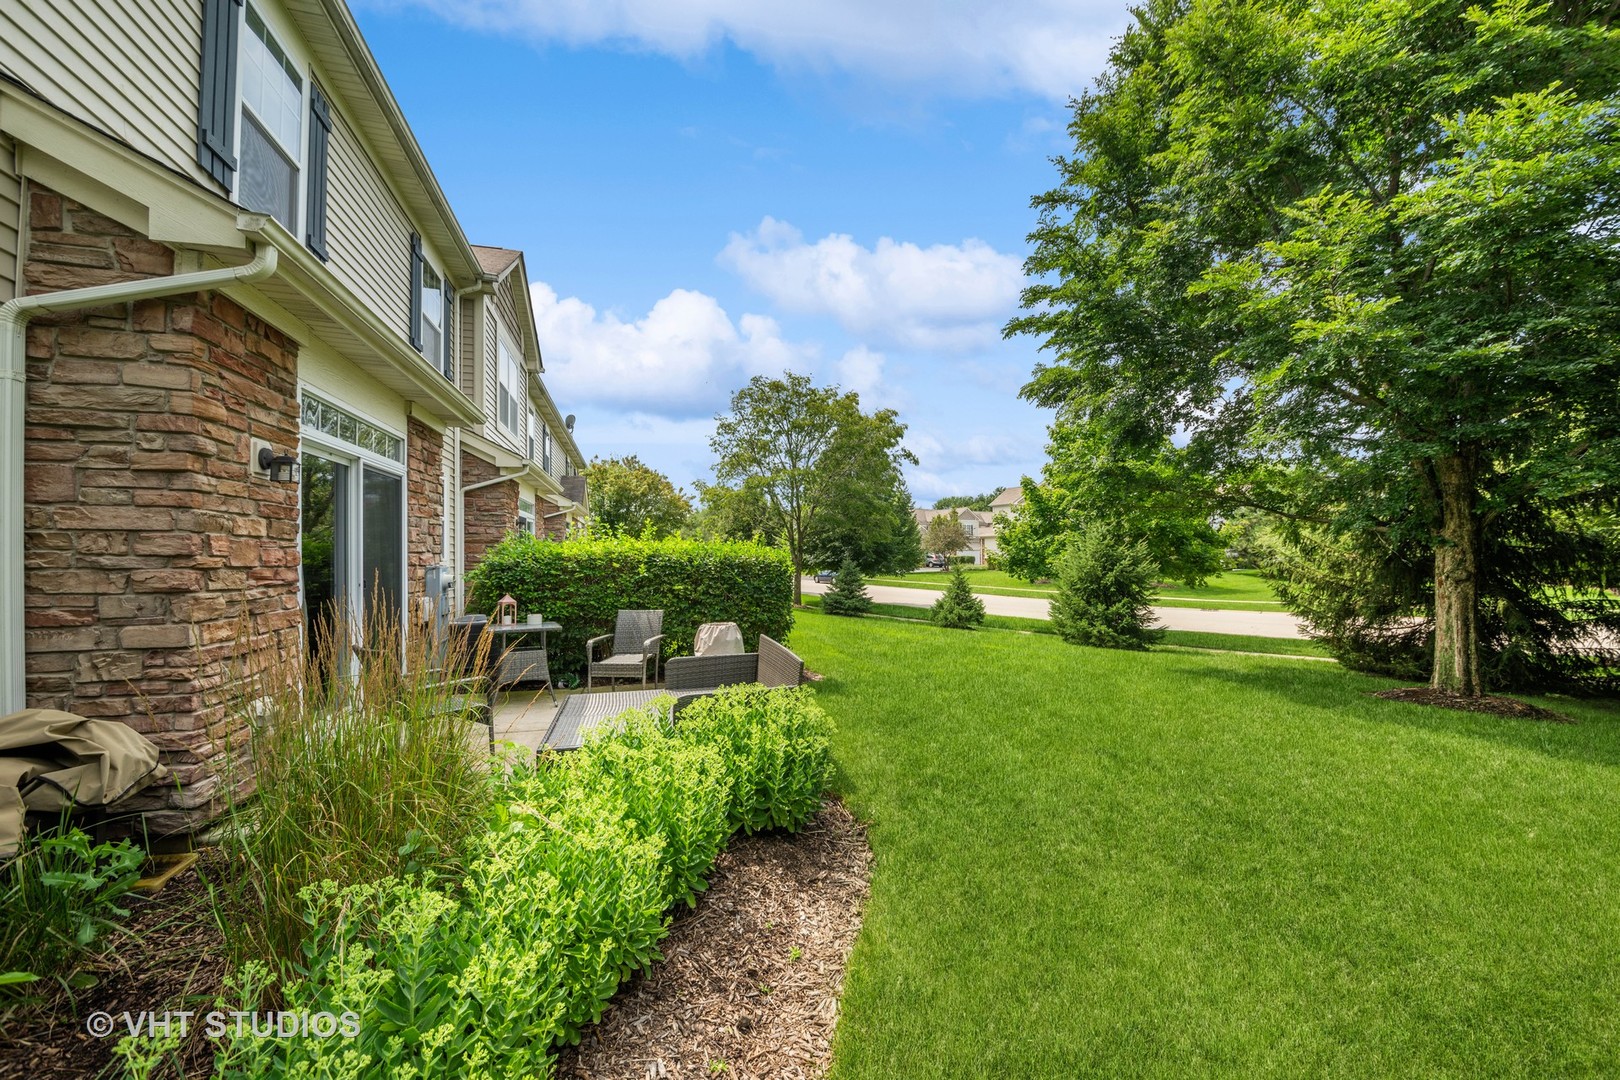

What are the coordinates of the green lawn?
(862, 568, 1285, 611)
(790, 611, 1620, 1078)
(801, 595, 1329, 658)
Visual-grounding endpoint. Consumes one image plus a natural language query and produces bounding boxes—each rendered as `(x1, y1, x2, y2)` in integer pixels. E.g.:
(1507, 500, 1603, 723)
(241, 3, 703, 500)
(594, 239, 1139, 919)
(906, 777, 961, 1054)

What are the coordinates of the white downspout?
(0, 236, 279, 713)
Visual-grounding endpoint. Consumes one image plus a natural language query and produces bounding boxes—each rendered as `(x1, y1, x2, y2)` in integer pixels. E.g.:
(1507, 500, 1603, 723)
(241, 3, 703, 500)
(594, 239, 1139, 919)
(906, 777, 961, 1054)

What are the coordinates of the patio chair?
(586, 609, 666, 689)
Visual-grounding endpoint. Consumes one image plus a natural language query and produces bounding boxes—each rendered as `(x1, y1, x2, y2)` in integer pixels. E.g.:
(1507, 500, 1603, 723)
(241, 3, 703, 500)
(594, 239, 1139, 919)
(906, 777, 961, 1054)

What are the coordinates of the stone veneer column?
(405, 417, 444, 624)
(460, 449, 518, 573)
(21, 184, 302, 833)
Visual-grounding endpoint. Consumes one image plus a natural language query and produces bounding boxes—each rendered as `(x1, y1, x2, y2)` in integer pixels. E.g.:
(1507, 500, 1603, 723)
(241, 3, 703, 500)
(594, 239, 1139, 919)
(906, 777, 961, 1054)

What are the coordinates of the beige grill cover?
(694, 622, 745, 657)
(0, 709, 170, 857)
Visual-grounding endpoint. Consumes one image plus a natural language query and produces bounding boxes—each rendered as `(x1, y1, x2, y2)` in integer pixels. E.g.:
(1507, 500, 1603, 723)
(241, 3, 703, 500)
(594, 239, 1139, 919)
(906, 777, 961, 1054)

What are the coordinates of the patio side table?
(488, 620, 562, 701)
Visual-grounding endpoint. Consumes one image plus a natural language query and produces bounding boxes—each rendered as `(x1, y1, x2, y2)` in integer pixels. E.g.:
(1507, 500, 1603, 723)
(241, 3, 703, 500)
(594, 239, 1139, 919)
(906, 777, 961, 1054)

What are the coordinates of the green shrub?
(930, 565, 986, 630)
(0, 823, 143, 992)
(194, 685, 833, 1077)
(213, 604, 494, 970)
(821, 556, 873, 616)
(1048, 524, 1165, 650)
(676, 685, 835, 833)
(568, 713, 731, 908)
(465, 533, 794, 677)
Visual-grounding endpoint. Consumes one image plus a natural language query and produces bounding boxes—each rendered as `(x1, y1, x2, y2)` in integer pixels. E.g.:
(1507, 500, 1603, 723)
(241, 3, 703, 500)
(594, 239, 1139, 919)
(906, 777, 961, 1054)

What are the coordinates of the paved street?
(801, 578, 1308, 639)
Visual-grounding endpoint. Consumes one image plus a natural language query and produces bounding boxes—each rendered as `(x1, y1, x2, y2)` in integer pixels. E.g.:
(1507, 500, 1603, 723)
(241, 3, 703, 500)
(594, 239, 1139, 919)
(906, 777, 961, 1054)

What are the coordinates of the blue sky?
(352, 1, 1131, 504)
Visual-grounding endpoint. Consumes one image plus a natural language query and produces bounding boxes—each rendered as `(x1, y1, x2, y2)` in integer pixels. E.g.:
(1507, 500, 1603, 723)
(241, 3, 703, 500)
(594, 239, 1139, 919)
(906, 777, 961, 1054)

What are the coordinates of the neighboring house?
(0, 0, 585, 833)
(912, 488, 1024, 566)
(982, 486, 1025, 562)
(913, 507, 996, 566)
(454, 245, 585, 585)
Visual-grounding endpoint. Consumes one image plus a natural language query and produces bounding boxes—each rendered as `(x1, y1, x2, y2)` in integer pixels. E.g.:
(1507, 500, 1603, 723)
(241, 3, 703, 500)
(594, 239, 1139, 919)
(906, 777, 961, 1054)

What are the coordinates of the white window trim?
(497, 331, 523, 441)
(234, 1, 310, 232)
(296, 430, 408, 659)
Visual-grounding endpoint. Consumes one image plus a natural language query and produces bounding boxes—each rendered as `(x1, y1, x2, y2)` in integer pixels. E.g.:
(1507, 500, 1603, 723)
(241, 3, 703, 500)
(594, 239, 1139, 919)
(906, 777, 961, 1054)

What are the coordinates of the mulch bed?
(1373, 686, 1573, 722)
(557, 798, 872, 1080)
(1, 803, 872, 1080)
(0, 849, 229, 1080)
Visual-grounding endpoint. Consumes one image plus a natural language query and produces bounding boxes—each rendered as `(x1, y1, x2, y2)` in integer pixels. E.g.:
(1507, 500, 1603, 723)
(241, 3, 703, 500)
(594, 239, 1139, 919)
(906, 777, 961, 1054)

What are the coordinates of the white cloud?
(379, 0, 1124, 100)
(530, 282, 812, 416)
(718, 218, 1024, 352)
(835, 345, 892, 405)
(906, 430, 1028, 470)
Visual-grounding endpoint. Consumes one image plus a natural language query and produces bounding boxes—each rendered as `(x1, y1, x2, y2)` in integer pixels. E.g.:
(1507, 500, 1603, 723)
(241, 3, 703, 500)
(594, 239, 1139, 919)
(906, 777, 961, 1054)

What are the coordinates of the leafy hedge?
(167, 686, 834, 1079)
(465, 534, 795, 678)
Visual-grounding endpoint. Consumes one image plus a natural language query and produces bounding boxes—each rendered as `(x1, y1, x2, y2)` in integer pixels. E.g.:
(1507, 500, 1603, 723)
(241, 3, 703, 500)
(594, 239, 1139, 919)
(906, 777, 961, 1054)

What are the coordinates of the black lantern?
(257, 446, 298, 483)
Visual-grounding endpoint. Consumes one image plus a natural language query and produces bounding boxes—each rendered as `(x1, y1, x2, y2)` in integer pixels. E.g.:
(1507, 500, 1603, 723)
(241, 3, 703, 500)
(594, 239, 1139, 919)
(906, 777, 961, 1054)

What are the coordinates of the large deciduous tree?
(582, 455, 692, 538)
(1008, 0, 1620, 694)
(710, 372, 917, 602)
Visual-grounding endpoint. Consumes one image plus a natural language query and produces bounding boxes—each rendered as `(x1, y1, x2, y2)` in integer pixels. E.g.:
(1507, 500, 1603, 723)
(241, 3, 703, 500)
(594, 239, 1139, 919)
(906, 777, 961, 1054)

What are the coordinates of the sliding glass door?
(360, 466, 402, 627)
(299, 449, 404, 666)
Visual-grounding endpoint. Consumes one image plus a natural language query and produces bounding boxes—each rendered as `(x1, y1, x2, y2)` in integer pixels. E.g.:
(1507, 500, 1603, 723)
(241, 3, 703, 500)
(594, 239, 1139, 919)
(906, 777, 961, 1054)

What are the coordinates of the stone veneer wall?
(405, 417, 444, 625)
(461, 449, 517, 572)
(537, 497, 567, 540)
(21, 184, 303, 833)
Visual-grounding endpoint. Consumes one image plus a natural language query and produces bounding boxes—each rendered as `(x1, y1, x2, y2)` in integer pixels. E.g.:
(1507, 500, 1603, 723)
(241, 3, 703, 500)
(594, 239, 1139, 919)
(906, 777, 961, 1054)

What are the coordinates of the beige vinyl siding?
(0, 0, 205, 188)
(0, 134, 19, 302)
(324, 107, 412, 341)
(483, 307, 500, 430)
(459, 294, 478, 402)
(494, 273, 522, 350)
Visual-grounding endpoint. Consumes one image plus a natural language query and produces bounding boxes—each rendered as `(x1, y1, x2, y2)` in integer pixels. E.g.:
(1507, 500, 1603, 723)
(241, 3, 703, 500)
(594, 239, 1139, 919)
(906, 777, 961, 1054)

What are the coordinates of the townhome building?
(0, 0, 586, 833)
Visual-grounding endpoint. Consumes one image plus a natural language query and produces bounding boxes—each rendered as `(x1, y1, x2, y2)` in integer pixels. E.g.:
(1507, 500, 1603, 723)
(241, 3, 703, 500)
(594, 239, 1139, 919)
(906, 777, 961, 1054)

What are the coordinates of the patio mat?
(541, 690, 671, 751)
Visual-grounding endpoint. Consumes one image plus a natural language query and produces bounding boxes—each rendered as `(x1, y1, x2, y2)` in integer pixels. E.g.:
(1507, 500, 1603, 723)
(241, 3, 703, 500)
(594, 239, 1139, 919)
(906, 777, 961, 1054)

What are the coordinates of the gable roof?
(471, 245, 522, 276)
(991, 486, 1024, 508)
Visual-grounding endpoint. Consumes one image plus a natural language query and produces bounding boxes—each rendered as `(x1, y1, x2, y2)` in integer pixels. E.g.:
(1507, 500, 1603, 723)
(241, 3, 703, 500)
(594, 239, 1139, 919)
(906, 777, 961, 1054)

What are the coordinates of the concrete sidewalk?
(801, 578, 1307, 639)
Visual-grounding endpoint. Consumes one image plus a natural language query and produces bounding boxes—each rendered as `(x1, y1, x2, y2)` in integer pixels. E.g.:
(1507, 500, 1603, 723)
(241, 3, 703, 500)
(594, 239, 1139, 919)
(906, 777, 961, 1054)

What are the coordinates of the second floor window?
(421, 263, 443, 363)
(497, 336, 522, 437)
(239, 7, 302, 229)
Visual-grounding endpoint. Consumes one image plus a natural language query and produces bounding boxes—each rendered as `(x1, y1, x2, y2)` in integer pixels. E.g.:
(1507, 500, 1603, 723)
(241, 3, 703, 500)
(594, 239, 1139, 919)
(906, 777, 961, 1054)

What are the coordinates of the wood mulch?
(557, 798, 872, 1080)
(1373, 686, 1574, 722)
(0, 849, 229, 1079)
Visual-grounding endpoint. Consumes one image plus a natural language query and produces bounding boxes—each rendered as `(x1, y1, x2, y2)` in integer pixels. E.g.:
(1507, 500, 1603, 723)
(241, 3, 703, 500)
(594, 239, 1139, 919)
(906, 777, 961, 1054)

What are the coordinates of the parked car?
(813, 569, 837, 584)
(924, 554, 947, 569)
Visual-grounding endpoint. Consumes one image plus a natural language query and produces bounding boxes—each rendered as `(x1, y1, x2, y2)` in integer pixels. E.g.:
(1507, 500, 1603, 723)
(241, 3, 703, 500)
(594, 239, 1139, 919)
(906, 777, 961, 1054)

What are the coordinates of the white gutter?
(0, 228, 278, 713)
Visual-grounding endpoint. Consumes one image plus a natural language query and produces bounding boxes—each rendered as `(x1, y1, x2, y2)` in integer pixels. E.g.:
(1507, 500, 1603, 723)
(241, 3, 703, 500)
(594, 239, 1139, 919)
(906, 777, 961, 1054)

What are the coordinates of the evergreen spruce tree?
(821, 556, 873, 616)
(1048, 526, 1163, 650)
(930, 564, 986, 630)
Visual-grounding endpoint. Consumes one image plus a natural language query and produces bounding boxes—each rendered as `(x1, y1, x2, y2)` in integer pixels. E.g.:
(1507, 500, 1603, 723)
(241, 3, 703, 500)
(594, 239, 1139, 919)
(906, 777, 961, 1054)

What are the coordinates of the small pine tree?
(1048, 525, 1164, 649)
(822, 556, 873, 616)
(930, 564, 986, 630)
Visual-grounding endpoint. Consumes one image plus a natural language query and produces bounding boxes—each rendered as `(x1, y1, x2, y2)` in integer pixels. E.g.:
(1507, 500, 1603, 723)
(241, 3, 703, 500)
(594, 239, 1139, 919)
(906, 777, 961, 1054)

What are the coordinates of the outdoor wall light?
(257, 446, 299, 483)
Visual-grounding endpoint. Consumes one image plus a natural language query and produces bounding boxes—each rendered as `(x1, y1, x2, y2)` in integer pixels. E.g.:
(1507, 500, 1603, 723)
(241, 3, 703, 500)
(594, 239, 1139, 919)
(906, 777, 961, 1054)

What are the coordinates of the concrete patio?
(490, 687, 563, 753)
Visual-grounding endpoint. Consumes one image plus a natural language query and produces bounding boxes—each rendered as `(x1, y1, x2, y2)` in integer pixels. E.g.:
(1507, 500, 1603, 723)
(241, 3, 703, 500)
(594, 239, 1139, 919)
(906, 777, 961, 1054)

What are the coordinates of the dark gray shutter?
(408, 233, 424, 351)
(304, 84, 331, 259)
(441, 281, 455, 380)
(196, 0, 244, 188)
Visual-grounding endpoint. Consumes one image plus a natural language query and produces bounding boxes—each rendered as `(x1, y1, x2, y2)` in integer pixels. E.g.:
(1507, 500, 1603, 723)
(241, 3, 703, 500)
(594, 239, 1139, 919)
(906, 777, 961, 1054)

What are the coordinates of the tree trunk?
(1430, 453, 1482, 695)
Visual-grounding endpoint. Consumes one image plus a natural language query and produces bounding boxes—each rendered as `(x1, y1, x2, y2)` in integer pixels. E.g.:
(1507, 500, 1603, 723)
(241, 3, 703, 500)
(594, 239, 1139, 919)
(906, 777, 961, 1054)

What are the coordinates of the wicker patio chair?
(586, 609, 666, 689)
